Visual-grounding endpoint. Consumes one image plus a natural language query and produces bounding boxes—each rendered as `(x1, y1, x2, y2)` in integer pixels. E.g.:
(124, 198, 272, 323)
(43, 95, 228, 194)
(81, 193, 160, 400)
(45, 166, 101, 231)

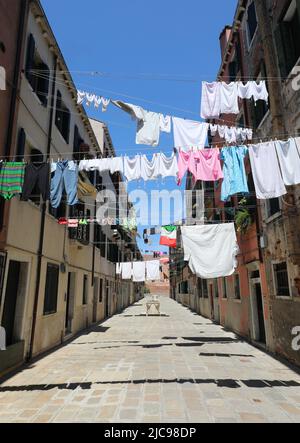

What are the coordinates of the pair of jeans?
(50, 160, 79, 209)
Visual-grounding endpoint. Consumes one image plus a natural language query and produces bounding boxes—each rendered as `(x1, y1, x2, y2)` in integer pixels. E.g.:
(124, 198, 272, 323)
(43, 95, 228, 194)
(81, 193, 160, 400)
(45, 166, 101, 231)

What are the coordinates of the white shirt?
(146, 261, 161, 282)
(172, 117, 209, 151)
(220, 82, 239, 115)
(124, 156, 141, 181)
(181, 224, 239, 279)
(140, 154, 160, 181)
(132, 262, 146, 282)
(275, 139, 300, 186)
(159, 153, 179, 178)
(122, 263, 133, 280)
(249, 142, 287, 200)
(201, 82, 221, 119)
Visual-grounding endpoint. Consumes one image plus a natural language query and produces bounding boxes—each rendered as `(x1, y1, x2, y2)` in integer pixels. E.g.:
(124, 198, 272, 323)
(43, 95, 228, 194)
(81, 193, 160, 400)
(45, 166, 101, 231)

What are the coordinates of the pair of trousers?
(21, 162, 50, 202)
(50, 160, 79, 208)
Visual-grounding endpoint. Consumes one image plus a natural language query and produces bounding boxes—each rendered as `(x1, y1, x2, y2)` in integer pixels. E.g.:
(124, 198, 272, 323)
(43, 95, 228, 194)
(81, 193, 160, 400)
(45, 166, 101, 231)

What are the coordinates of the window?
(27, 148, 45, 206)
(274, 262, 290, 297)
(73, 125, 84, 161)
(25, 34, 49, 106)
(180, 281, 189, 294)
(214, 280, 219, 298)
(247, 1, 258, 45)
(234, 274, 241, 299)
(222, 278, 227, 299)
(55, 91, 71, 143)
(82, 275, 88, 305)
(202, 280, 208, 299)
(44, 264, 59, 315)
(99, 278, 103, 303)
(275, 1, 300, 77)
(267, 198, 281, 218)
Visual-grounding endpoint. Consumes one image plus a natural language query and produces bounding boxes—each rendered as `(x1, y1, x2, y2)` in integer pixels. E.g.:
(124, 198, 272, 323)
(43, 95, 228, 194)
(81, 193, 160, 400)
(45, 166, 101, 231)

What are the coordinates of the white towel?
(132, 262, 146, 282)
(172, 117, 209, 151)
(275, 139, 300, 186)
(181, 224, 239, 279)
(110, 157, 124, 175)
(249, 142, 287, 200)
(116, 263, 122, 275)
(220, 82, 239, 115)
(200, 81, 221, 120)
(146, 261, 161, 282)
(122, 262, 132, 280)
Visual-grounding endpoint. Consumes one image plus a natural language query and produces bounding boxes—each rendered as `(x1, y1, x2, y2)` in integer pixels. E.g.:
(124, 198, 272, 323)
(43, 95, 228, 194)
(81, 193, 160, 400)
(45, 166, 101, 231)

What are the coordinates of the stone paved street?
(0, 296, 300, 423)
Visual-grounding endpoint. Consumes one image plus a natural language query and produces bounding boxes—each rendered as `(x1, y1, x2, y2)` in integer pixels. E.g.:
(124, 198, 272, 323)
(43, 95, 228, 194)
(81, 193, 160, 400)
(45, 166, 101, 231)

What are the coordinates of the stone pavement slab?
(0, 297, 300, 423)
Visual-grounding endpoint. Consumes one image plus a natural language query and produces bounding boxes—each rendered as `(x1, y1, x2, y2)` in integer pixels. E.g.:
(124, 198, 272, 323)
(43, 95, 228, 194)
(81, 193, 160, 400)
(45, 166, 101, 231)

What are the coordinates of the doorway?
(249, 273, 266, 344)
(1, 260, 28, 347)
(65, 272, 76, 334)
(93, 278, 99, 323)
(255, 283, 266, 344)
(105, 280, 110, 318)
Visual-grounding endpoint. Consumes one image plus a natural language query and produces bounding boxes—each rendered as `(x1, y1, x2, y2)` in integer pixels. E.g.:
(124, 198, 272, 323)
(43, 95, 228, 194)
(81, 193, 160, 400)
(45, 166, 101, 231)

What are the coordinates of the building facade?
(171, 0, 300, 367)
(0, 0, 141, 375)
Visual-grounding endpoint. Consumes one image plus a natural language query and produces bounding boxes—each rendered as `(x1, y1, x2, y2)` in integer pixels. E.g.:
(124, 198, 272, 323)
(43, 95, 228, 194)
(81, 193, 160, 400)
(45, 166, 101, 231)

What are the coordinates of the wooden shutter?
(25, 34, 35, 84)
(43, 264, 59, 315)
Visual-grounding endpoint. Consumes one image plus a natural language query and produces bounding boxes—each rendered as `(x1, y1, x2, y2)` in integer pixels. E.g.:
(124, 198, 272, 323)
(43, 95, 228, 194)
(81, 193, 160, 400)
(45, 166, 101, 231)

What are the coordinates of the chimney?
(219, 25, 232, 58)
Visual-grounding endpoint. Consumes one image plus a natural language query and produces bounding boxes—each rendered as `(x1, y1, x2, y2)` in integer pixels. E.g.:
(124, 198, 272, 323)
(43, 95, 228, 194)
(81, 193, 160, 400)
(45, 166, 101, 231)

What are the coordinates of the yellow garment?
(78, 174, 97, 200)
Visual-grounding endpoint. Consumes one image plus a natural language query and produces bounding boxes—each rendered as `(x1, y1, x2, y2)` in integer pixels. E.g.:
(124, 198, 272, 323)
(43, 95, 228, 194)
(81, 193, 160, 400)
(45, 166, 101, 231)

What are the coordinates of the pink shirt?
(193, 148, 223, 182)
(177, 150, 197, 184)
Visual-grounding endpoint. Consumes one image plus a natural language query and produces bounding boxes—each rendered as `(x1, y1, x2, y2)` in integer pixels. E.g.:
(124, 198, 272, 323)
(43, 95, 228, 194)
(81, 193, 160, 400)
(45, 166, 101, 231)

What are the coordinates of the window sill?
(232, 298, 242, 303)
(265, 212, 282, 224)
(275, 296, 293, 301)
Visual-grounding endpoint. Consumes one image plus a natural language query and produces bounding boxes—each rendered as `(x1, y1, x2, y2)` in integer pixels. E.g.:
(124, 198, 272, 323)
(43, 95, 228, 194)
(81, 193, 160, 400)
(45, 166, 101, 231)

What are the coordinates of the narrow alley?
(0, 296, 299, 423)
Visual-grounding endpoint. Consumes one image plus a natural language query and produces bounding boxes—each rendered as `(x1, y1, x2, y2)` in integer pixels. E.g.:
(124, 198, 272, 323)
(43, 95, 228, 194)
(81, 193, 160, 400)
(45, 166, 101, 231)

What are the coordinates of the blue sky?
(41, 0, 237, 253)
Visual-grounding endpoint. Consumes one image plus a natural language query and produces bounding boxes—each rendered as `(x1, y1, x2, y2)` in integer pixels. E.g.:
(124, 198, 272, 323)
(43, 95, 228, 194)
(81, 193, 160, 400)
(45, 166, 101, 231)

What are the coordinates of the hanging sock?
(275, 139, 300, 186)
(249, 142, 287, 200)
(200, 81, 221, 119)
(181, 224, 239, 279)
(0, 162, 26, 200)
(221, 146, 249, 202)
(77, 90, 86, 105)
(172, 117, 209, 151)
(68, 219, 79, 228)
(159, 115, 172, 133)
(58, 218, 68, 226)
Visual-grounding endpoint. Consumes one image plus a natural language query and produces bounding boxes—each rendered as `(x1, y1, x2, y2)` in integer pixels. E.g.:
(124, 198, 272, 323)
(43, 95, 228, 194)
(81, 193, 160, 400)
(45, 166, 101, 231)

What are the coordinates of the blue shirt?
(221, 146, 249, 202)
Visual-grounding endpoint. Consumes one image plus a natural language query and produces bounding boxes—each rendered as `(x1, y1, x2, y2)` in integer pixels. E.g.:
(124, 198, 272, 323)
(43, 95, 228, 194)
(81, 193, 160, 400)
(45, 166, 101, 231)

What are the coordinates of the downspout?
(27, 54, 57, 360)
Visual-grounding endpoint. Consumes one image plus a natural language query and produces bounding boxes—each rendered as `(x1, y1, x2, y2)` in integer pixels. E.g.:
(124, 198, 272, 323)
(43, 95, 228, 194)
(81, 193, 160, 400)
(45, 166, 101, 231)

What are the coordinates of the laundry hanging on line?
(77, 90, 111, 112)
(0, 162, 26, 200)
(117, 261, 161, 282)
(201, 81, 269, 120)
(177, 148, 223, 185)
(181, 223, 239, 279)
(79, 153, 178, 182)
(112, 100, 171, 147)
(172, 117, 209, 151)
(221, 146, 249, 202)
(210, 124, 253, 144)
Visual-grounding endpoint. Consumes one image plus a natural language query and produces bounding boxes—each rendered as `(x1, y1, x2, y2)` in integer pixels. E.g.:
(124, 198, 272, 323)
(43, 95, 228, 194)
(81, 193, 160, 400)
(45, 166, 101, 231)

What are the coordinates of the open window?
(275, 0, 300, 78)
(55, 91, 71, 143)
(25, 34, 50, 106)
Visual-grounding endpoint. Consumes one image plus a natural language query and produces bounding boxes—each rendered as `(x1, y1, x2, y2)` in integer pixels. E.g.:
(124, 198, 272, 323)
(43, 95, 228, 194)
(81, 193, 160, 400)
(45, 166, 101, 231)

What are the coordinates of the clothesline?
(29, 69, 294, 82)
(3, 131, 300, 162)
(32, 71, 255, 130)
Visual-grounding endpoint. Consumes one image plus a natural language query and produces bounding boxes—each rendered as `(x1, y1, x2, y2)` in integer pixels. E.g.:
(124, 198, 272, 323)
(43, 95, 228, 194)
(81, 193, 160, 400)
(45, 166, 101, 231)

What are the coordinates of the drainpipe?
(27, 55, 57, 360)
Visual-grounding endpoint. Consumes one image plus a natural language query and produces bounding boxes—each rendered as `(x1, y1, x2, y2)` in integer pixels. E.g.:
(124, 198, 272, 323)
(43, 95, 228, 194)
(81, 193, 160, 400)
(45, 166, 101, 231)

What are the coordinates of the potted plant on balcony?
(235, 198, 252, 235)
